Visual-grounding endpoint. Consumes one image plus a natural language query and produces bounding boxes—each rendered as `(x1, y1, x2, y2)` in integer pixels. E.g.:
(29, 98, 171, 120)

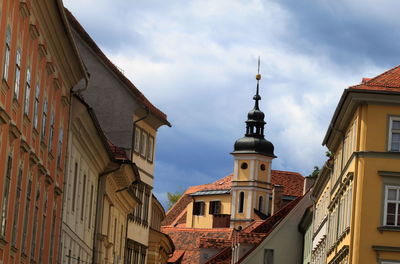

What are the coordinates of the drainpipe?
(92, 164, 122, 264)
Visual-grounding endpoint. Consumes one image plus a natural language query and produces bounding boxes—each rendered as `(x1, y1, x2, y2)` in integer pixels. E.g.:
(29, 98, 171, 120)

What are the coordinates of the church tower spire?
(232, 57, 275, 157)
(230, 58, 276, 229)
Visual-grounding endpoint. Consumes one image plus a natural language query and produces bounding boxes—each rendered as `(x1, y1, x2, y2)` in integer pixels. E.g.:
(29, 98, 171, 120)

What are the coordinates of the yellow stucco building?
(316, 66, 400, 264)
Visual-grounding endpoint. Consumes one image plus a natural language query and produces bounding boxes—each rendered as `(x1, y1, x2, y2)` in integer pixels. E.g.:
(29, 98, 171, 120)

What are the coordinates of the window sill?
(377, 226, 400, 233)
(1, 79, 10, 95)
(0, 236, 8, 246)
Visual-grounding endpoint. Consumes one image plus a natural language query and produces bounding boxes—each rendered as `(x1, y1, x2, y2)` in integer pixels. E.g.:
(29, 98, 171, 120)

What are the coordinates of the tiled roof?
(162, 227, 232, 264)
(65, 9, 171, 127)
(271, 170, 304, 197)
(107, 140, 129, 161)
(168, 250, 185, 263)
(349, 65, 400, 92)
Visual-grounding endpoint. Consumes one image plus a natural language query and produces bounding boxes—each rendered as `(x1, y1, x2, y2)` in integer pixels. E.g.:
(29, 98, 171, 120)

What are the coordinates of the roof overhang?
(323, 89, 400, 151)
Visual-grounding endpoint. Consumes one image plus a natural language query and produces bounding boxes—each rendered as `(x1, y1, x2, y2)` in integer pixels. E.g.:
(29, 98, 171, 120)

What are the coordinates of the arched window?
(238, 192, 244, 213)
(258, 196, 263, 212)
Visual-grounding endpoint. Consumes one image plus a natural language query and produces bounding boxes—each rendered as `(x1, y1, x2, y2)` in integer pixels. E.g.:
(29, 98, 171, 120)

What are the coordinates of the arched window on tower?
(238, 192, 245, 213)
(258, 196, 263, 212)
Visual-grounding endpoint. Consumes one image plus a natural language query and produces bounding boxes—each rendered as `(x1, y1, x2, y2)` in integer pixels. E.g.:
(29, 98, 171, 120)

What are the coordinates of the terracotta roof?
(162, 227, 232, 264)
(107, 140, 129, 161)
(270, 170, 304, 197)
(65, 9, 171, 127)
(349, 65, 400, 92)
(168, 250, 185, 263)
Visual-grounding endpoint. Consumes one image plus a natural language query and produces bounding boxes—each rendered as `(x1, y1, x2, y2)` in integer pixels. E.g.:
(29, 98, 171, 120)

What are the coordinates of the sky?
(64, 0, 400, 208)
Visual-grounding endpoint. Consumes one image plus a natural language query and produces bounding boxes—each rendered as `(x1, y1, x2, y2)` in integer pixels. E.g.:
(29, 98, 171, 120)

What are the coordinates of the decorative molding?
(328, 245, 349, 264)
(29, 150, 39, 165)
(378, 171, 400, 178)
(29, 24, 40, 39)
(45, 174, 53, 185)
(0, 105, 10, 125)
(19, 2, 30, 18)
(46, 61, 55, 75)
(373, 245, 400, 261)
(61, 95, 70, 107)
(38, 44, 47, 58)
(9, 122, 21, 141)
(20, 137, 30, 153)
(38, 163, 48, 176)
(53, 78, 61, 90)
(377, 226, 400, 233)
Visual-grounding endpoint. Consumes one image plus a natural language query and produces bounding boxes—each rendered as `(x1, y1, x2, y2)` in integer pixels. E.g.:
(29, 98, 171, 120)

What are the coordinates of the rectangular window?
(14, 49, 21, 99)
(136, 185, 144, 222)
(384, 185, 400, 226)
(24, 69, 31, 114)
(134, 126, 141, 153)
(72, 163, 78, 212)
(140, 131, 148, 158)
(389, 117, 400, 151)
(1, 153, 13, 237)
(12, 166, 23, 246)
(209, 201, 221, 215)
(33, 84, 40, 129)
(81, 174, 86, 221)
(48, 111, 55, 152)
(143, 189, 150, 226)
(31, 206, 39, 258)
(193, 201, 205, 216)
(147, 136, 154, 162)
(88, 185, 94, 228)
(41, 99, 48, 142)
(49, 210, 56, 263)
(22, 178, 32, 253)
(3, 27, 11, 81)
(57, 127, 64, 168)
(263, 249, 274, 264)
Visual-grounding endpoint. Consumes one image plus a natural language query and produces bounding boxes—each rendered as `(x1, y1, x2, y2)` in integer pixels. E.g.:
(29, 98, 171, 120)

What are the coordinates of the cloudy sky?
(64, 0, 400, 207)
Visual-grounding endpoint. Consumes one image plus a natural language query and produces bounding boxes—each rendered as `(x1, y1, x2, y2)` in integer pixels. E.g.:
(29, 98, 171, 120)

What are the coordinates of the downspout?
(92, 164, 122, 264)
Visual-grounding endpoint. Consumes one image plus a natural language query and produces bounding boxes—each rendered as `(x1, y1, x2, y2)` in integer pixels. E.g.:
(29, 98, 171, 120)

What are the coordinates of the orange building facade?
(0, 0, 86, 263)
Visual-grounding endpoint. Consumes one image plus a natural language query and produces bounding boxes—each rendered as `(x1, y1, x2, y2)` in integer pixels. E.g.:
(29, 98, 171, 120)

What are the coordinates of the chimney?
(303, 176, 315, 194)
(271, 185, 283, 215)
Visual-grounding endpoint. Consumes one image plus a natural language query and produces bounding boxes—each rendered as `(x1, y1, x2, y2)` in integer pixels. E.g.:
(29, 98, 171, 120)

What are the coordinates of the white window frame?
(24, 68, 31, 114)
(388, 116, 400, 152)
(383, 185, 400, 227)
(3, 27, 11, 81)
(14, 49, 21, 99)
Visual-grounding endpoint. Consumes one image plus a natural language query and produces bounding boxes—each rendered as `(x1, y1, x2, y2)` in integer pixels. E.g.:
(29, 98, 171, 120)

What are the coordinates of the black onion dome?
(247, 108, 265, 122)
(233, 136, 275, 157)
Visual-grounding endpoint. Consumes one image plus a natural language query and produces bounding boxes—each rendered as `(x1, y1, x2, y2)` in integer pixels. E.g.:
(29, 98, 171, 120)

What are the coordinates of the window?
(49, 209, 56, 263)
(134, 126, 141, 153)
(22, 177, 32, 253)
(33, 84, 40, 129)
(3, 27, 11, 81)
(41, 99, 48, 142)
(143, 189, 150, 225)
(147, 136, 154, 162)
(193, 201, 205, 216)
(1, 152, 13, 236)
(72, 162, 78, 212)
(48, 111, 55, 152)
(384, 185, 400, 226)
(12, 166, 23, 246)
(389, 117, 400, 151)
(81, 174, 87, 221)
(88, 185, 94, 228)
(57, 127, 64, 168)
(24, 68, 31, 114)
(140, 130, 148, 158)
(14, 49, 21, 99)
(209, 201, 221, 215)
(259, 196, 263, 212)
(263, 249, 274, 264)
(238, 192, 245, 213)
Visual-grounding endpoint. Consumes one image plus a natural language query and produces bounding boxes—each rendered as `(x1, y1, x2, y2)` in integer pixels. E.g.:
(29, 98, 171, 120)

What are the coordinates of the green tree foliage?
(167, 191, 183, 209)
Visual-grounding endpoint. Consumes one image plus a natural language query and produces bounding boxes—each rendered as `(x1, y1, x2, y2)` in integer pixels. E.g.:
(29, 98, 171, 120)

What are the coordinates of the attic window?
(193, 201, 205, 216)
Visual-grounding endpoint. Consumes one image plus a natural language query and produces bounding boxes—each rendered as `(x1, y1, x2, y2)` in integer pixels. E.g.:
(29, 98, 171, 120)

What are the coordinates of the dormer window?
(389, 116, 400, 151)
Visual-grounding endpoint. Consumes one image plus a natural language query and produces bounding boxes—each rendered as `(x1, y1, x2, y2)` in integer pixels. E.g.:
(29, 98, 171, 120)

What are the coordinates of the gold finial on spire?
(256, 56, 261, 80)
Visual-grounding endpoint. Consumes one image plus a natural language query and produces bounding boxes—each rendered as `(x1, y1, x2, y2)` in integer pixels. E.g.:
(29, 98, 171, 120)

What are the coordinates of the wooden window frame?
(209, 201, 221, 215)
(193, 201, 205, 216)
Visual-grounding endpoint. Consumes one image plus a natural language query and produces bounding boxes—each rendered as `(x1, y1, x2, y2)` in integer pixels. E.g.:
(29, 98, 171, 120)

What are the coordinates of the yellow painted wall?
(186, 194, 231, 228)
(238, 160, 250, 180)
(257, 161, 269, 182)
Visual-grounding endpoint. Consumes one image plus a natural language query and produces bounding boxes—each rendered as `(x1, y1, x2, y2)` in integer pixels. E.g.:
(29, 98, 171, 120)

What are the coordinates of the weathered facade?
(0, 1, 86, 263)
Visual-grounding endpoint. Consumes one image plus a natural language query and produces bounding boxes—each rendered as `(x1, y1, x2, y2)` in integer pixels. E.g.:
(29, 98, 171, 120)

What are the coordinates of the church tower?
(230, 59, 276, 229)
